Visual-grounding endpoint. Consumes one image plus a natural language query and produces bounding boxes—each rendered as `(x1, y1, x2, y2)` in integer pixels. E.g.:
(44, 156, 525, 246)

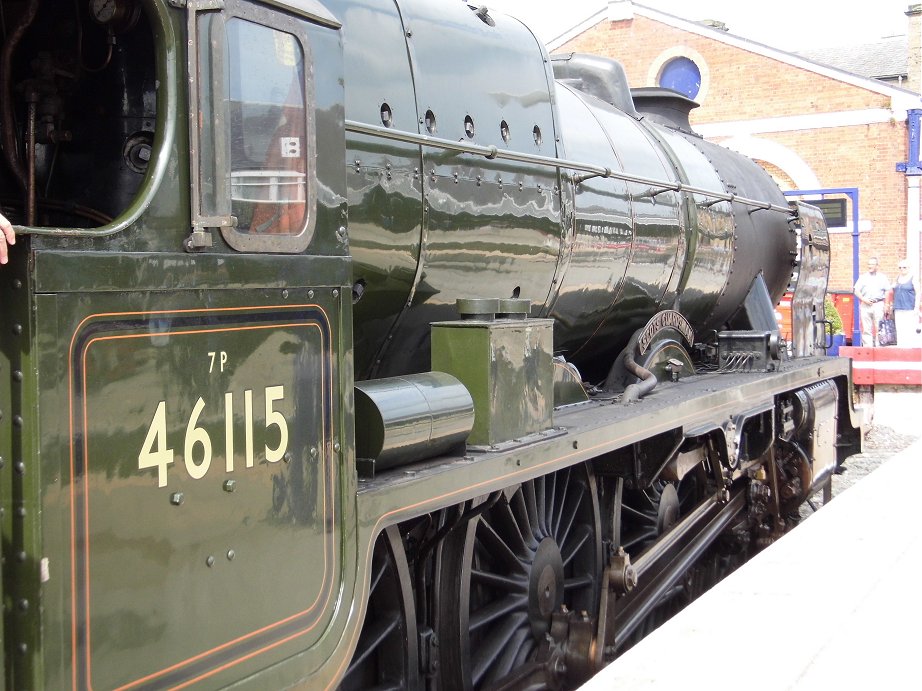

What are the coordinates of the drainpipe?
(897, 109, 922, 277)
(908, 177, 921, 276)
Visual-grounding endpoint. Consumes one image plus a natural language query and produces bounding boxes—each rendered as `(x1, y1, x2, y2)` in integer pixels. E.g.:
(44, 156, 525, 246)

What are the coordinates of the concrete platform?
(582, 437, 922, 690)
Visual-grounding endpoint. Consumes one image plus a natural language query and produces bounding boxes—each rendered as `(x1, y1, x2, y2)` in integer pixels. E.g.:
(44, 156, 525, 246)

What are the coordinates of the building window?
(658, 57, 702, 100)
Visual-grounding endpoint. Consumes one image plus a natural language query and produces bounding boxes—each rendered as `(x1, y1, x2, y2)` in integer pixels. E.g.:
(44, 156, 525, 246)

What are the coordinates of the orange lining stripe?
(67, 304, 338, 690)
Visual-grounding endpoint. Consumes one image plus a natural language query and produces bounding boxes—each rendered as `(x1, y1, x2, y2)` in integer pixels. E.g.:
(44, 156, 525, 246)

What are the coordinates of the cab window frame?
(194, 0, 317, 253)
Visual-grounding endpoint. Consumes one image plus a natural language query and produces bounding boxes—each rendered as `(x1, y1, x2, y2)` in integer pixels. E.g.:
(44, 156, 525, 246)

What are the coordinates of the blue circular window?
(659, 57, 702, 100)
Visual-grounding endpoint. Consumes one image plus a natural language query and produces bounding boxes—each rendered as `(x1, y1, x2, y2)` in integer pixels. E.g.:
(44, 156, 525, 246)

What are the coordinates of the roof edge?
(546, 1, 921, 104)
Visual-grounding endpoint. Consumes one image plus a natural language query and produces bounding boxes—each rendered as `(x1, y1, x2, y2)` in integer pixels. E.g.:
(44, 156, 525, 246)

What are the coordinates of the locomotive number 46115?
(138, 385, 290, 488)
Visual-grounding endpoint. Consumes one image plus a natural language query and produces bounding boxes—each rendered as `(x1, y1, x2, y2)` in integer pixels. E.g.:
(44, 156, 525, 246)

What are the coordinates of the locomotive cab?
(0, 0, 157, 228)
(1, 2, 357, 689)
(0, 0, 346, 259)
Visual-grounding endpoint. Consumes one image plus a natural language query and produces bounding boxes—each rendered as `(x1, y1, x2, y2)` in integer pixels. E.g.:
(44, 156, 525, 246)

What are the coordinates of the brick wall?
(557, 17, 892, 120)
(714, 123, 908, 289)
(555, 13, 911, 293)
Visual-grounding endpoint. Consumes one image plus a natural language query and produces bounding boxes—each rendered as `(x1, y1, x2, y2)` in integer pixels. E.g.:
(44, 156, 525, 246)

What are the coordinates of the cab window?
(198, 6, 316, 252)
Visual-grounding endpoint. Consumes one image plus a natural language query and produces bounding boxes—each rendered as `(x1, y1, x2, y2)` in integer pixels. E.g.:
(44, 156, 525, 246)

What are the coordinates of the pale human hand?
(0, 212, 15, 265)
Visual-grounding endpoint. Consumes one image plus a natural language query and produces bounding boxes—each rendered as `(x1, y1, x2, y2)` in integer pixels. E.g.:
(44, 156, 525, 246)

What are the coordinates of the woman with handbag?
(887, 260, 921, 347)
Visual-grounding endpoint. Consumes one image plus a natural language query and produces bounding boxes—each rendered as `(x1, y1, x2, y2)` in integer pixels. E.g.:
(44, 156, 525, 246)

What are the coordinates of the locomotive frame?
(0, 0, 862, 689)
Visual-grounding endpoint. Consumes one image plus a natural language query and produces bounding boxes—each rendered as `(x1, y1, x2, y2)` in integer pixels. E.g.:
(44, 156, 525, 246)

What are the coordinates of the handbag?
(878, 317, 897, 346)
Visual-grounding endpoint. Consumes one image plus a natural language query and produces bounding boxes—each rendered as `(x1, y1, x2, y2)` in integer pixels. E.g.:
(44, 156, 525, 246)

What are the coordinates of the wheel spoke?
(622, 504, 655, 521)
(553, 466, 572, 535)
(536, 475, 548, 536)
(510, 489, 540, 550)
(524, 481, 541, 542)
(561, 524, 590, 567)
(367, 557, 386, 598)
(513, 636, 536, 667)
(471, 612, 530, 685)
(492, 499, 532, 560)
(557, 484, 585, 548)
(640, 483, 662, 510)
(343, 526, 416, 691)
(436, 464, 602, 691)
(471, 567, 528, 593)
(347, 615, 400, 673)
(621, 527, 658, 551)
(469, 593, 528, 632)
(475, 519, 528, 575)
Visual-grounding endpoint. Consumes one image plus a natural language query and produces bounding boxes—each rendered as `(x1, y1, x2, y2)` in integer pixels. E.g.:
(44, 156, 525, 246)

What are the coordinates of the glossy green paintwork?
(553, 358, 591, 407)
(3, 1, 359, 688)
(431, 318, 554, 447)
(354, 372, 474, 470)
(551, 84, 687, 367)
(31, 252, 351, 294)
(0, 240, 41, 689)
(29, 282, 353, 690)
(323, 0, 792, 382)
(323, 0, 562, 379)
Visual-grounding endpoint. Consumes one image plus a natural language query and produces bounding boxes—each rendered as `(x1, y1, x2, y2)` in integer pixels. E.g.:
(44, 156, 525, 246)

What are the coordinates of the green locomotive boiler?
(0, 0, 862, 689)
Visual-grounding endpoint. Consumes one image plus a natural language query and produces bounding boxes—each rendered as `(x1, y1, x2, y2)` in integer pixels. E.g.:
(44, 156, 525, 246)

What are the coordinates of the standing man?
(0, 211, 14, 265)
(854, 256, 890, 346)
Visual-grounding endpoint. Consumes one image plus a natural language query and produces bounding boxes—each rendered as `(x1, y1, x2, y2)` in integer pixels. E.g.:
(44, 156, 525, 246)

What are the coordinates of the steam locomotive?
(0, 0, 862, 689)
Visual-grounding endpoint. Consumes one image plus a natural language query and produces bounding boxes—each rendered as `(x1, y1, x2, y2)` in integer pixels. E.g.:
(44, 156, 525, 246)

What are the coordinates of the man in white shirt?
(854, 257, 890, 346)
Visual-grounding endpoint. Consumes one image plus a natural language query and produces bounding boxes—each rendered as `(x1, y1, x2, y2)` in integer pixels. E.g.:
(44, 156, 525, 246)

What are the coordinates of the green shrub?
(825, 296, 844, 335)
